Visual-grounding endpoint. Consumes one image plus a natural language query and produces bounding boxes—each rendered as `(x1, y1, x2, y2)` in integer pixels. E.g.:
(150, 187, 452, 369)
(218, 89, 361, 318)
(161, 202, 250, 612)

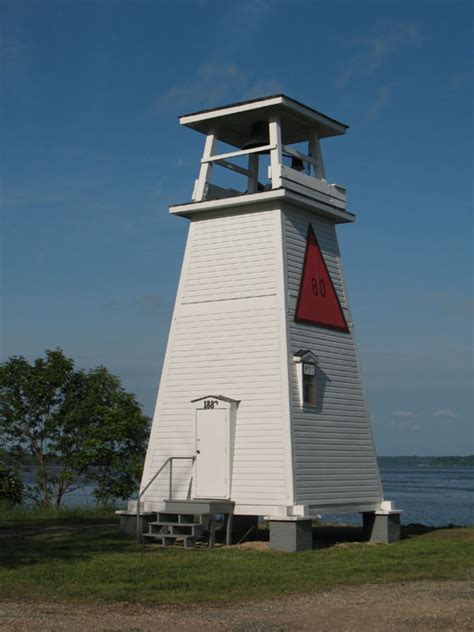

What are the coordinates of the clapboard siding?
(181, 209, 277, 304)
(142, 207, 291, 507)
(284, 207, 383, 507)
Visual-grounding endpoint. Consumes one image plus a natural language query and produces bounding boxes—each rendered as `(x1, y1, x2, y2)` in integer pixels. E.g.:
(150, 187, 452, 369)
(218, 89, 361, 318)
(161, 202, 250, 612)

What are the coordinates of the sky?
(1, 0, 473, 456)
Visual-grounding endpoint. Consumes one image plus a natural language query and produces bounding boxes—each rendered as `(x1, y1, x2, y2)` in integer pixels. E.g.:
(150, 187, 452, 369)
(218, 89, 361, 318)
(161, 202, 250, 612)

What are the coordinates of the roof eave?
(179, 94, 348, 138)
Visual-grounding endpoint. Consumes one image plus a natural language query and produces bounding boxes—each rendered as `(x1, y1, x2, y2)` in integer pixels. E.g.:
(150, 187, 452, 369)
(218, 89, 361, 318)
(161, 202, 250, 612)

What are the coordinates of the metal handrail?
(136, 456, 195, 543)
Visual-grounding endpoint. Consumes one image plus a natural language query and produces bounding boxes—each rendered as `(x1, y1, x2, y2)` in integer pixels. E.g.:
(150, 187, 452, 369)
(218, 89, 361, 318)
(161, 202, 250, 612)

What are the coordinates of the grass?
(0, 503, 117, 524)
(0, 507, 472, 605)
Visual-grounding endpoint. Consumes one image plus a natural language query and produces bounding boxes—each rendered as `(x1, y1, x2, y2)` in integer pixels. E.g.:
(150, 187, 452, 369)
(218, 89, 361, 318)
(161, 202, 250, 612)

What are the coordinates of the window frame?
(293, 350, 319, 410)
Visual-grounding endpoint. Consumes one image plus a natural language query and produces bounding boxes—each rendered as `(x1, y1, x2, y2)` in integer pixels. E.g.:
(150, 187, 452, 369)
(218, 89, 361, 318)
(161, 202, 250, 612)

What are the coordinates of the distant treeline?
(378, 455, 474, 467)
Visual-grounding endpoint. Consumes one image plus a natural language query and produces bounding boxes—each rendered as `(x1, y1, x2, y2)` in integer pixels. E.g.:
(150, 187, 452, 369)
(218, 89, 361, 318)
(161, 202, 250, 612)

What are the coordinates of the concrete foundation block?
(117, 512, 155, 537)
(362, 511, 401, 543)
(270, 519, 313, 552)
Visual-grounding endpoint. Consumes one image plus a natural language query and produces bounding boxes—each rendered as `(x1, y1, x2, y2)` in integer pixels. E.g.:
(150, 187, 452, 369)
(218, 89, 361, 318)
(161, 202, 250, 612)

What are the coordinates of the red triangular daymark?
(294, 224, 349, 332)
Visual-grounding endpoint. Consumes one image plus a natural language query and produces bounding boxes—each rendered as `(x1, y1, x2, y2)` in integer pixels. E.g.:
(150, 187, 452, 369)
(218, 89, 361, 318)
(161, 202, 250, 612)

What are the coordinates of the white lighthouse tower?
(132, 95, 400, 550)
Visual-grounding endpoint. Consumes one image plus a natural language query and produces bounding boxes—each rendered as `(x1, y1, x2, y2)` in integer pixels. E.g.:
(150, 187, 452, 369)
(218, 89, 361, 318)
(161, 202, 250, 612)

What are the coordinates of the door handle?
(196, 450, 201, 454)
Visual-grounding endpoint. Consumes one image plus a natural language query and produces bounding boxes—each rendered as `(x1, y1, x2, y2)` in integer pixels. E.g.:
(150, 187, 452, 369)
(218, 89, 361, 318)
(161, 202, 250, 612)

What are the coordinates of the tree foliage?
(0, 459, 23, 506)
(0, 349, 150, 508)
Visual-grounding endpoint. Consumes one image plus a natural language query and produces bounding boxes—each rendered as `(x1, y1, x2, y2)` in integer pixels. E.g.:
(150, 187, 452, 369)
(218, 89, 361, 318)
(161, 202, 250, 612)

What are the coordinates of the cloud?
(229, 0, 275, 36)
(216, 0, 276, 56)
(365, 86, 391, 122)
(155, 1, 281, 113)
(3, 187, 76, 209)
(337, 23, 420, 87)
(156, 64, 283, 113)
(392, 410, 419, 418)
(390, 410, 422, 431)
(433, 409, 457, 418)
(390, 419, 422, 432)
(246, 80, 283, 99)
(156, 63, 244, 112)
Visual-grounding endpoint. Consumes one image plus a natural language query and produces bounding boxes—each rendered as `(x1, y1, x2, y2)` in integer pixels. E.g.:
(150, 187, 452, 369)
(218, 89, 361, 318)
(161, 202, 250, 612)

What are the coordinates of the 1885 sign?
(203, 399, 219, 409)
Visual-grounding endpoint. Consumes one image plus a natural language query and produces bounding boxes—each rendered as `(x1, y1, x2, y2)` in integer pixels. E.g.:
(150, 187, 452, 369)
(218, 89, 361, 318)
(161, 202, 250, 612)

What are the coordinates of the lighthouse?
(131, 95, 400, 550)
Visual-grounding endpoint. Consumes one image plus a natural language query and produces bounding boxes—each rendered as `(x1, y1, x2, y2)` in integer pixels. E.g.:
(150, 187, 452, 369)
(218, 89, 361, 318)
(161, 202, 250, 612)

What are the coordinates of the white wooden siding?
(181, 211, 278, 304)
(284, 207, 383, 508)
(142, 207, 291, 508)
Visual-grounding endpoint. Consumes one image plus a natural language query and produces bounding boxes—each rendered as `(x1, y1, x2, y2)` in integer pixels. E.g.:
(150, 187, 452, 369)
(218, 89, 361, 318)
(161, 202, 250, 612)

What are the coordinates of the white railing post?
(269, 117, 282, 189)
(309, 135, 326, 181)
(193, 131, 216, 201)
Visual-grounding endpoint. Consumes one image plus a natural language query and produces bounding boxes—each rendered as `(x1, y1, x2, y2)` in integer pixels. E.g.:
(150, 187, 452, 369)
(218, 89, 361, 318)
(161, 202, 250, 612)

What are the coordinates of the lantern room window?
(293, 350, 319, 409)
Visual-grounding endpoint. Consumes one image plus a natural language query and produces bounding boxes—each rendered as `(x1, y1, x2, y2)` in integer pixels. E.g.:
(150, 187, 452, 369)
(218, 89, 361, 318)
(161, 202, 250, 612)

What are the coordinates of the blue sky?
(2, 0, 472, 455)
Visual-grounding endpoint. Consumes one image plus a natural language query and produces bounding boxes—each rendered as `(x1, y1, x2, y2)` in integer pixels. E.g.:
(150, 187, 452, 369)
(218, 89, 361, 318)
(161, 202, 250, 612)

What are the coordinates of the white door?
(195, 408, 228, 499)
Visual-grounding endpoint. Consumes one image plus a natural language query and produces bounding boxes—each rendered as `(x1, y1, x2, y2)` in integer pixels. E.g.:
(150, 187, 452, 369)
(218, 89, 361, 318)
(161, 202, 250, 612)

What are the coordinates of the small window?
(302, 362, 317, 406)
(293, 350, 319, 409)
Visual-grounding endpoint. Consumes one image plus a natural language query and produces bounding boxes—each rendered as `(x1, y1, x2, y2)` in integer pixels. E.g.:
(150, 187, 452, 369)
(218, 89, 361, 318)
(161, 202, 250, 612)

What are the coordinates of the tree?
(0, 349, 150, 509)
(61, 366, 151, 507)
(0, 459, 23, 506)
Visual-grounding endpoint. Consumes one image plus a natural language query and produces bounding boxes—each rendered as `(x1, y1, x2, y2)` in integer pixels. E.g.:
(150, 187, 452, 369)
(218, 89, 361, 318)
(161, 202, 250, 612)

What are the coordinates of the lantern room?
(171, 94, 353, 225)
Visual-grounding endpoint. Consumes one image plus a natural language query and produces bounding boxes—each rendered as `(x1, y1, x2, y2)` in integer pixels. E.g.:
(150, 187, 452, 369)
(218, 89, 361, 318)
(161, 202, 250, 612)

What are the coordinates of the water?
(325, 465, 474, 526)
(380, 465, 473, 526)
(20, 469, 126, 510)
(22, 465, 473, 526)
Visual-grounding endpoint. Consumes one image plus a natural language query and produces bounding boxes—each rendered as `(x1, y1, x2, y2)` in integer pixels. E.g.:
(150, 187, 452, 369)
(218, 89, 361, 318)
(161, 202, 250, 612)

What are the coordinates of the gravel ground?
(0, 580, 472, 631)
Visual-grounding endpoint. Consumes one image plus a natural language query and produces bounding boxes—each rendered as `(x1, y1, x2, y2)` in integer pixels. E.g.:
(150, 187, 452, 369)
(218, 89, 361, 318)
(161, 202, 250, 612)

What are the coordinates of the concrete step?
(151, 520, 208, 528)
(148, 523, 206, 537)
(141, 504, 231, 549)
(143, 533, 197, 549)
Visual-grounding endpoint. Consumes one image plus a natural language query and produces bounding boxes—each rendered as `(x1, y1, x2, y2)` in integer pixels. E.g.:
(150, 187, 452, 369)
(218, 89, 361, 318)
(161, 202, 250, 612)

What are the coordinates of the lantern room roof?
(179, 94, 348, 148)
